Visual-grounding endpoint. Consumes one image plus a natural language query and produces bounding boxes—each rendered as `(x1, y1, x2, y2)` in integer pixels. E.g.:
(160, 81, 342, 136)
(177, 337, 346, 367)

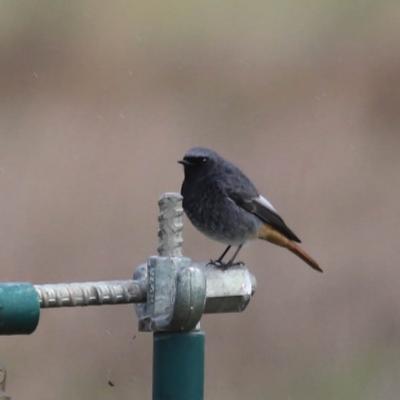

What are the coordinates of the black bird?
(178, 147, 322, 272)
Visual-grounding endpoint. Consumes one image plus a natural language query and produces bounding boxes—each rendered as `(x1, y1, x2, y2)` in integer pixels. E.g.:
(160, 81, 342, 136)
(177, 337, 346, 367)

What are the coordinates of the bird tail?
(257, 223, 323, 272)
(286, 241, 323, 273)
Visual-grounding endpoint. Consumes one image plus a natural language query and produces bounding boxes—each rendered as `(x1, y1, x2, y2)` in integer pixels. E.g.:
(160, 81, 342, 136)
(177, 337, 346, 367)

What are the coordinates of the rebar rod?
(35, 279, 146, 308)
(157, 192, 184, 257)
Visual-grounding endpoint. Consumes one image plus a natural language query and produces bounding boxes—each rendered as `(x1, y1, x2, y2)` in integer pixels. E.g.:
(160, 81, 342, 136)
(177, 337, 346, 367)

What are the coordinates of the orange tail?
(257, 223, 323, 272)
(286, 241, 323, 272)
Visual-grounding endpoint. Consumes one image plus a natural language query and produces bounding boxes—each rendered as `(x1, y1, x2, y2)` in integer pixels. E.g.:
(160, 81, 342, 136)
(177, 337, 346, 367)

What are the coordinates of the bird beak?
(178, 159, 192, 166)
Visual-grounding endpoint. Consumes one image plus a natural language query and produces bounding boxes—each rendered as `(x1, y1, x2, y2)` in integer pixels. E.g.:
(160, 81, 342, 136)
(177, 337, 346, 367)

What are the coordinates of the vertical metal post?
(153, 193, 205, 400)
(153, 331, 204, 400)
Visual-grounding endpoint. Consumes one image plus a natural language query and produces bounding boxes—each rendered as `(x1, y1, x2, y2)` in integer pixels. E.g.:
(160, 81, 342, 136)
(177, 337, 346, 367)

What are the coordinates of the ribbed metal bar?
(157, 192, 184, 257)
(35, 280, 146, 308)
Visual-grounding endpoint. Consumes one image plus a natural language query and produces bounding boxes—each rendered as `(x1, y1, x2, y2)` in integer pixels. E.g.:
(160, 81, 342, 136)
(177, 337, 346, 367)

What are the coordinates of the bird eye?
(202, 157, 208, 163)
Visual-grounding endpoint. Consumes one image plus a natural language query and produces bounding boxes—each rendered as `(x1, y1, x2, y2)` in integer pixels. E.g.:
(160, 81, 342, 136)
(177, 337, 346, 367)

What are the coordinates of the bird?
(178, 147, 322, 272)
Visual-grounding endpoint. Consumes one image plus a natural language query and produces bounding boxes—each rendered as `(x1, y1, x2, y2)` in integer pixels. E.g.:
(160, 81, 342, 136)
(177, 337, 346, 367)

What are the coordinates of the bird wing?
(218, 160, 301, 243)
(229, 193, 301, 243)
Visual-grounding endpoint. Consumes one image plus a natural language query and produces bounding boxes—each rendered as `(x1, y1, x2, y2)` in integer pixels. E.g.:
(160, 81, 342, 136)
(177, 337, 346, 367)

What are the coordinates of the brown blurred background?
(1, 1, 400, 399)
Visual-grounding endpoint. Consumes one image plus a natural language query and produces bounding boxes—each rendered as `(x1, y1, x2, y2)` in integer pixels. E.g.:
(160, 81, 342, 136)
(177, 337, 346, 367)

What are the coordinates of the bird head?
(178, 147, 219, 175)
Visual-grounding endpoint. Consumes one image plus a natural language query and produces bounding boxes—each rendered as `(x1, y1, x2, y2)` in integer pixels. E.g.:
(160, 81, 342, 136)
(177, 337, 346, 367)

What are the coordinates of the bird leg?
(217, 245, 232, 263)
(225, 244, 244, 267)
(210, 244, 244, 269)
(209, 245, 231, 267)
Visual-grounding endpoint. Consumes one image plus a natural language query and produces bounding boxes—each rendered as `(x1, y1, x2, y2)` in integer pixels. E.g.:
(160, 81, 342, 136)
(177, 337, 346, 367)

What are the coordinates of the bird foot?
(208, 259, 244, 270)
(208, 259, 229, 269)
(228, 260, 245, 267)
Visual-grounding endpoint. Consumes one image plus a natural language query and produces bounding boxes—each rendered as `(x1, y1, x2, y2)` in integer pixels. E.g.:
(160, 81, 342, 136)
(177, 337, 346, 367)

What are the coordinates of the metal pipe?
(0, 283, 40, 335)
(153, 331, 204, 400)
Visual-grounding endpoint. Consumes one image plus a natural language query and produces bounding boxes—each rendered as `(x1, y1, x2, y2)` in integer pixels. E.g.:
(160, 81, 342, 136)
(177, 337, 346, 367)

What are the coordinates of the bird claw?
(207, 259, 244, 270)
(208, 259, 228, 269)
(233, 261, 245, 266)
(208, 259, 223, 267)
(226, 260, 244, 268)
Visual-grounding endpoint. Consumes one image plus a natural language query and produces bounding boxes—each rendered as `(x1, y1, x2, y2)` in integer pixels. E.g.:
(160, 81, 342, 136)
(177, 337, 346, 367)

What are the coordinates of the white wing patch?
(256, 195, 278, 213)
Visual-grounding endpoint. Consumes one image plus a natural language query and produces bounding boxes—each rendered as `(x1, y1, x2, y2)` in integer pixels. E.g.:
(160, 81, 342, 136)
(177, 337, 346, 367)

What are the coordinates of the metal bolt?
(204, 264, 256, 313)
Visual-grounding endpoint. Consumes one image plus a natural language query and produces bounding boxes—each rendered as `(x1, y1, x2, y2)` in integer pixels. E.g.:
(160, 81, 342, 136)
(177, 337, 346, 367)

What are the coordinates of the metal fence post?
(0, 192, 256, 398)
(153, 331, 204, 400)
(152, 193, 205, 400)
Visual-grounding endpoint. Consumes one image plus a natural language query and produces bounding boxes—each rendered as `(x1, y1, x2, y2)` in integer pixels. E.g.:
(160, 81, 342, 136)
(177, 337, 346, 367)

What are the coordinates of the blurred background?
(1, 1, 400, 399)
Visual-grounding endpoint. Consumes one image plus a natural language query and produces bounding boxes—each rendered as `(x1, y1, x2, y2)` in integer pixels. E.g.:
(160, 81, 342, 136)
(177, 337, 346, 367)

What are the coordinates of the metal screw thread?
(157, 192, 184, 257)
(35, 280, 146, 308)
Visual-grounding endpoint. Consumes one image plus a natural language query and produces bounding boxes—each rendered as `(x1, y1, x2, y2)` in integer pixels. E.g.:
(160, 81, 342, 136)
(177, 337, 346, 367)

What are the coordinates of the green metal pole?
(153, 330, 205, 400)
(0, 283, 40, 335)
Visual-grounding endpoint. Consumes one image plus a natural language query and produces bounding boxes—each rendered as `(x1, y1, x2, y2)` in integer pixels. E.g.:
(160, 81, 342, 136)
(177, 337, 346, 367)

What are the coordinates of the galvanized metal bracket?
(134, 256, 206, 332)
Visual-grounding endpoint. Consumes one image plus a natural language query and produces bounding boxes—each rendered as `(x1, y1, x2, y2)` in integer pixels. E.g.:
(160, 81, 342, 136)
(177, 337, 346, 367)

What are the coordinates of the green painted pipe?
(0, 283, 40, 335)
(153, 331, 205, 400)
